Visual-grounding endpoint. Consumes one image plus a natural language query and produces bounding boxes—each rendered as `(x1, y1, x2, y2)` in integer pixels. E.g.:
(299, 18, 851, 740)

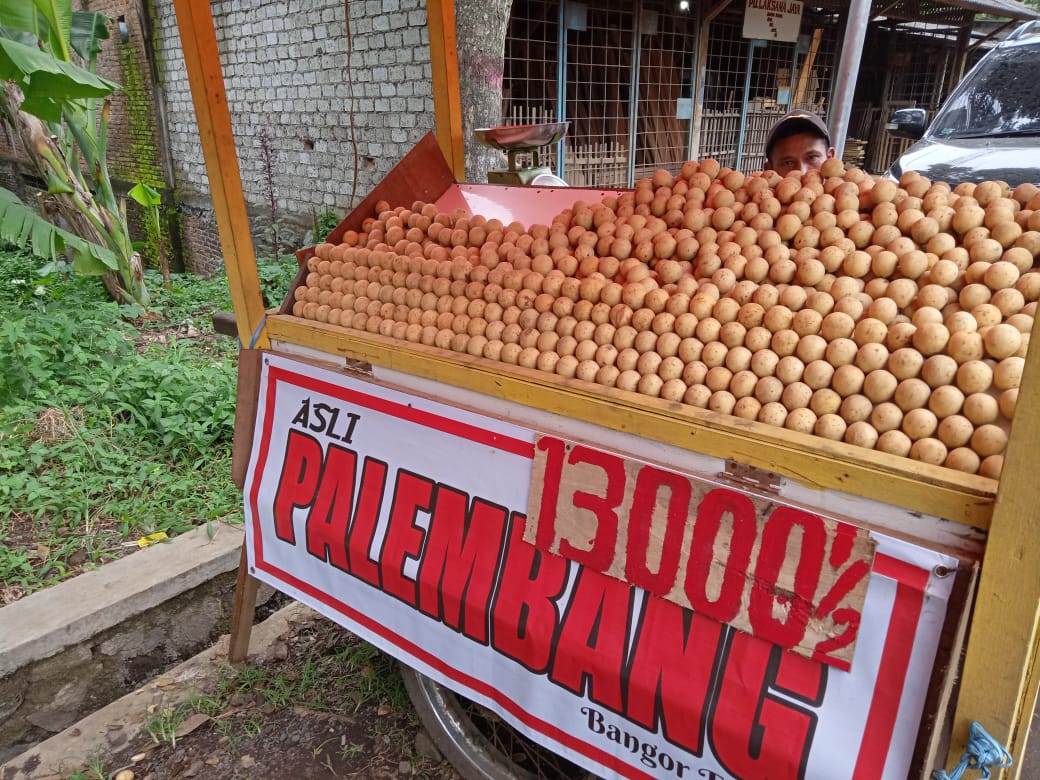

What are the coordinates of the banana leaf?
(45, 170, 73, 194)
(0, 37, 117, 122)
(0, 37, 116, 96)
(30, 0, 72, 61)
(0, 4, 46, 42)
(0, 188, 117, 274)
(1, 9, 109, 67)
(69, 11, 109, 64)
(128, 182, 161, 207)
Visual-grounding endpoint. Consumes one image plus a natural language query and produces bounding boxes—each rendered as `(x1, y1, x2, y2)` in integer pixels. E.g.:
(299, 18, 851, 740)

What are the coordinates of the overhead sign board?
(743, 0, 803, 41)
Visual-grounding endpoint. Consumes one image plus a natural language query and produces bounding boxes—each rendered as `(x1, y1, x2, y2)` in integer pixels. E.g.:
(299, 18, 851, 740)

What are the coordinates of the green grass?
(143, 703, 187, 749)
(0, 248, 299, 599)
(63, 753, 112, 780)
(139, 624, 411, 759)
(222, 627, 408, 714)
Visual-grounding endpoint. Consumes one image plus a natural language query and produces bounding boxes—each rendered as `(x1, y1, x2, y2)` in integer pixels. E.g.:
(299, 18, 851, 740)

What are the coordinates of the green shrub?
(0, 248, 243, 594)
(257, 256, 302, 309)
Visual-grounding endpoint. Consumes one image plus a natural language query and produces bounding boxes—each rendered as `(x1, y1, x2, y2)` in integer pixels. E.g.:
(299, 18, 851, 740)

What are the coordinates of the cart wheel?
(400, 663, 599, 780)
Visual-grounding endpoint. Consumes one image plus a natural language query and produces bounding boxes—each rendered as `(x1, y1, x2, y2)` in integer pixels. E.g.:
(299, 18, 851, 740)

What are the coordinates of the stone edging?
(0, 524, 245, 678)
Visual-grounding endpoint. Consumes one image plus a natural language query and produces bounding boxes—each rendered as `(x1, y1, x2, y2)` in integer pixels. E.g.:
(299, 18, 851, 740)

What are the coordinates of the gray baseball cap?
(765, 111, 831, 160)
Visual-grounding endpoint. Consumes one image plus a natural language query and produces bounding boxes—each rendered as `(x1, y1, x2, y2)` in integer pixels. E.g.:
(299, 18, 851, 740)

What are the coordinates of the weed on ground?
(114, 617, 462, 780)
(0, 249, 299, 601)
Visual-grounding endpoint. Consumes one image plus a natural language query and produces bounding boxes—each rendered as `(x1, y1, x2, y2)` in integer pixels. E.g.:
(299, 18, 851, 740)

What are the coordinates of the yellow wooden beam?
(170, 0, 268, 348)
(265, 314, 995, 530)
(425, 0, 465, 179)
(946, 314, 1040, 777)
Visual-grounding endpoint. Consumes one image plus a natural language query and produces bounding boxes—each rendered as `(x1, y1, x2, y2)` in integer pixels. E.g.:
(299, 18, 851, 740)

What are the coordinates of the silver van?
(885, 21, 1040, 186)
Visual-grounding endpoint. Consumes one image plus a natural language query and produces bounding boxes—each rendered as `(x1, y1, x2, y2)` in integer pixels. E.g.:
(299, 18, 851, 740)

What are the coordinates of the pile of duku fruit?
(293, 158, 1040, 479)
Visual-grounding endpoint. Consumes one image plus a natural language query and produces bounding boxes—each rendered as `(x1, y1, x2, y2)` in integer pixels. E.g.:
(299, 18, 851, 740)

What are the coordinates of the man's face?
(767, 133, 834, 176)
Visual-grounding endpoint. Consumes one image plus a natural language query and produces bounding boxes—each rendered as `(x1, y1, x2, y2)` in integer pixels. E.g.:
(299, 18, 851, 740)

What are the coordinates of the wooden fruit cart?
(172, 2, 1040, 778)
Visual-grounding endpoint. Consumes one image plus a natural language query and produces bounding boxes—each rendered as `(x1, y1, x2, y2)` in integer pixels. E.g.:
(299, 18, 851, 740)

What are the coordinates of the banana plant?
(0, 0, 149, 306)
(129, 181, 170, 290)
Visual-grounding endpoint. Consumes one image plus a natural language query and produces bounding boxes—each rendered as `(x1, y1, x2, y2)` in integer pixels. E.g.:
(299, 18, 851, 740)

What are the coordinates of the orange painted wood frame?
(425, 0, 465, 180)
(170, 0, 268, 349)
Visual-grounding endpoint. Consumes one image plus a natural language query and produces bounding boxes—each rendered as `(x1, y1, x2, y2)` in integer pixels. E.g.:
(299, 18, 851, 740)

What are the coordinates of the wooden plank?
(212, 310, 238, 338)
(793, 29, 823, 110)
(1015, 638, 1040, 777)
(170, 0, 268, 348)
(945, 313, 1040, 777)
(232, 348, 264, 491)
(263, 314, 996, 529)
(228, 543, 260, 664)
(425, 0, 465, 180)
(914, 564, 979, 777)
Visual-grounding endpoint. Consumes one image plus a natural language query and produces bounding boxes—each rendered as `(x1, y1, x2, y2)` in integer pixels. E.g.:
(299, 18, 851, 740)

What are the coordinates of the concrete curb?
(0, 524, 245, 677)
(0, 601, 321, 780)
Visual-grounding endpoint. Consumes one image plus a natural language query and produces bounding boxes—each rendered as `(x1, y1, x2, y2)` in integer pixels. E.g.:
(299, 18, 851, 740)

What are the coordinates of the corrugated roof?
(813, 0, 1038, 23)
(940, 0, 1039, 20)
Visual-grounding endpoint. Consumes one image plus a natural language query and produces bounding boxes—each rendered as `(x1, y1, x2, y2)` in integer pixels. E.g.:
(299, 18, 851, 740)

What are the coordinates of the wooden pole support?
(426, 0, 465, 180)
(170, 0, 269, 348)
(228, 544, 260, 664)
(232, 349, 264, 490)
(228, 348, 265, 662)
(945, 315, 1040, 777)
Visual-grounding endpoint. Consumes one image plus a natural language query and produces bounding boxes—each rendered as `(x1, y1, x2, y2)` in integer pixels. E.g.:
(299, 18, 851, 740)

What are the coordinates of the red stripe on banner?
(246, 367, 284, 562)
(253, 554, 661, 780)
(852, 553, 931, 779)
(873, 553, 931, 590)
(269, 364, 536, 459)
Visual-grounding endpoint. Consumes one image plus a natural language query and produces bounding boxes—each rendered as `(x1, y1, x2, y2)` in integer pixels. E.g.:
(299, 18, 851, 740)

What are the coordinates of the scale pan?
(474, 121, 570, 151)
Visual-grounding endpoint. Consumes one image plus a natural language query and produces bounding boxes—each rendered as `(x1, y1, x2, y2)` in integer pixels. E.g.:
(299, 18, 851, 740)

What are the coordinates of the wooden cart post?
(169, 0, 467, 665)
(945, 313, 1040, 775)
(425, 0, 466, 180)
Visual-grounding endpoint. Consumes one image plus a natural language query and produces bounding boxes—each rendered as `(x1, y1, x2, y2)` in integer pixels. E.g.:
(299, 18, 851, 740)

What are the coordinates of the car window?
(930, 43, 1040, 139)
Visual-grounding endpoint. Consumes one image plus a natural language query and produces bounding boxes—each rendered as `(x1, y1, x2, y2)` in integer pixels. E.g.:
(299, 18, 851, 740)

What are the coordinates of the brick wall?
(86, 0, 167, 189)
(0, 0, 435, 275)
(152, 0, 437, 269)
(180, 205, 227, 278)
(0, 1, 174, 269)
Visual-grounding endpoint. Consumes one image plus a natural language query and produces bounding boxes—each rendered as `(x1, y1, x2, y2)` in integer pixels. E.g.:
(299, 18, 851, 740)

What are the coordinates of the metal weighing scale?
(474, 121, 570, 185)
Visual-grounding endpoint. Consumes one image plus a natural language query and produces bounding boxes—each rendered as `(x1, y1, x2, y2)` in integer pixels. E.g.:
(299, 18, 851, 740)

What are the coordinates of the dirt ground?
(103, 613, 464, 780)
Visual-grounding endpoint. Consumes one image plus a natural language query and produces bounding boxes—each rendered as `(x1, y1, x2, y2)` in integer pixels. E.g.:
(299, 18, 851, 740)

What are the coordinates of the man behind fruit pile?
(764, 110, 836, 176)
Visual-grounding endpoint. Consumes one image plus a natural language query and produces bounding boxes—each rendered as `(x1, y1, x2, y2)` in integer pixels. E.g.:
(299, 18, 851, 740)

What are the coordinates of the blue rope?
(933, 722, 1013, 780)
(246, 315, 268, 349)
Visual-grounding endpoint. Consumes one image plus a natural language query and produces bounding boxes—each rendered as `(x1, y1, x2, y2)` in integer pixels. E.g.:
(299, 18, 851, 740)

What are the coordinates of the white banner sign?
(243, 353, 959, 780)
(743, 0, 803, 42)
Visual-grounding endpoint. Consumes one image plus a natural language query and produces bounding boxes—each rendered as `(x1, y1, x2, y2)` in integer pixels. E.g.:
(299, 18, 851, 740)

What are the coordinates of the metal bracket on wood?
(721, 459, 783, 495)
(343, 358, 374, 376)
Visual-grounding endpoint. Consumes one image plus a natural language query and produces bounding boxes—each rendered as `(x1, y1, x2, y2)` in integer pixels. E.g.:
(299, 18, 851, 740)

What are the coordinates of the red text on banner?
(525, 435, 875, 669)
